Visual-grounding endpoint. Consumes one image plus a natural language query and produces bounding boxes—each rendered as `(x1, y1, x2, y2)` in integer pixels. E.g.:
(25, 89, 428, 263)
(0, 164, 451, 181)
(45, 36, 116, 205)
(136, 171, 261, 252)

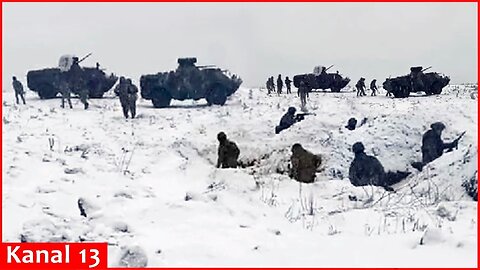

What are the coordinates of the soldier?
(370, 79, 378, 96)
(12, 76, 26, 105)
(298, 80, 309, 110)
(289, 143, 322, 184)
(349, 142, 386, 187)
(421, 122, 459, 164)
(345, 117, 357, 131)
(349, 142, 410, 190)
(269, 77, 275, 94)
(277, 74, 283, 94)
(275, 107, 298, 134)
(356, 77, 366, 97)
(68, 57, 89, 109)
(285, 76, 292, 94)
(115, 77, 130, 118)
(216, 132, 240, 168)
(266, 78, 271, 94)
(126, 78, 138, 119)
(58, 73, 73, 109)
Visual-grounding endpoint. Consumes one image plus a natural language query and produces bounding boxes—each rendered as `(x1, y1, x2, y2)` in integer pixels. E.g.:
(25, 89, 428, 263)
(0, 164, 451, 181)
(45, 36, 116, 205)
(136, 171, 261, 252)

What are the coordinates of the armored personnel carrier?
(383, 66, 450, 98)
(27, 54, 118, 99)
(293, 65, 350, 92)
(140, 58, 242, 108)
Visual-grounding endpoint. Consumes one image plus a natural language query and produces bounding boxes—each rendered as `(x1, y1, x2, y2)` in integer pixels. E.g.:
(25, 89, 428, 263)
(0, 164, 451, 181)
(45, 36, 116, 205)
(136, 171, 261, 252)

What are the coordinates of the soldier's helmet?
(292, 143, 303, 153)
(119, 77, 126, 84)
(360, 77, 365, 81)
(126, 78, 132, 84)
(431, 122, 446, 131)
(217, 132, 227, 142)
(352, 142, 365, 154)
(72, 56, 79, 62)
(12, 76, 16, 81)
(288, 107, 296, 114)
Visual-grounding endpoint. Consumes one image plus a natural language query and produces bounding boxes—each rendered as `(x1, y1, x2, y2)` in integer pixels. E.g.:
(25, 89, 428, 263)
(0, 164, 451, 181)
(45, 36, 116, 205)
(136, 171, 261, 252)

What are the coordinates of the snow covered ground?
(2, 84, 478, 267)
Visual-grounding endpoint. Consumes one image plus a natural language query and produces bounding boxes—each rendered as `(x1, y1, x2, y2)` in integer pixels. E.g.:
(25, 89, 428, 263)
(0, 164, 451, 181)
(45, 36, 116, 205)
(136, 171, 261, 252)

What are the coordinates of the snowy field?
(2, 85, 478, 267)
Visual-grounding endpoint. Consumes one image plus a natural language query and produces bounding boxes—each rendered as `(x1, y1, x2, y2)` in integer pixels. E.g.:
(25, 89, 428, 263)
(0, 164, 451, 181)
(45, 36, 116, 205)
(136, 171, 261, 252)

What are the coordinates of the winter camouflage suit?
(217, 132, 240, 168)
(289, 143, 322, 184)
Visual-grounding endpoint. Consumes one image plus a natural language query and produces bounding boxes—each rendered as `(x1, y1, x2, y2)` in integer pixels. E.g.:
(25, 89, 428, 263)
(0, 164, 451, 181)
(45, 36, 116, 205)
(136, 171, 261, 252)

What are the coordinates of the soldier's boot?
(61, 98, 65, 108)
(15, 93, 20, 104)
(67, 98, 73, 109)
(21, 94, 26, 105)
(122, 106, 129, 118)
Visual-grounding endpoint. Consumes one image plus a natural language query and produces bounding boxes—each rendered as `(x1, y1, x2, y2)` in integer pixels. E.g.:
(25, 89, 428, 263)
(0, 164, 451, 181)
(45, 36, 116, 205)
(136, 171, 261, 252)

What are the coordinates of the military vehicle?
(27, 54, 118, 99)
(140, 58, 242, 108)
(293, 65, 350, 92)
(383, 66, 450, 98)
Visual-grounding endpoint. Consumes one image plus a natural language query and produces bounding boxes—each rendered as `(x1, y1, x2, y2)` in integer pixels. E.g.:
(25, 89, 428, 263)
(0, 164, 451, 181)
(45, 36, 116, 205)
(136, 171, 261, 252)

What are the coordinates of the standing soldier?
(356, 77, 366, 97)
(216, 132, 240, 168)
(285, 76, 292, 94)
(266, 78, 271, 94)
(12, 76, 26, 105)
(277, 74, 283, 94)
(126, 78, 138, 119)
(370, 79, 378, 96)
(68, 57, 89, 109)
(58, 73, 73, 109)
(298, 81, 309, 110)
(269, 77, 275, 95)
(289, 143, 322, 184)
(115, 77, 130, 118)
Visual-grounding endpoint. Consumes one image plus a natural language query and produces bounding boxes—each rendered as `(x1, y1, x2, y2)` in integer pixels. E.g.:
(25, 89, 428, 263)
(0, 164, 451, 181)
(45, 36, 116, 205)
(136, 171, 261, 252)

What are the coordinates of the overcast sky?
(2, 2, 477, 90)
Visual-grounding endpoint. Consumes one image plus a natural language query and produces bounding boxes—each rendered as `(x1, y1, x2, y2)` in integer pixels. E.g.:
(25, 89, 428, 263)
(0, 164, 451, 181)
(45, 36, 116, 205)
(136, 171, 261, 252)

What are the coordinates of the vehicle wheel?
(392, 86, 410, 98)
(206, 86, 227, 106)
(37, 84, 59, 99)
(151, 88, 172, 108)
(330, 86, 341, 93)
(430, 82, 443, 95)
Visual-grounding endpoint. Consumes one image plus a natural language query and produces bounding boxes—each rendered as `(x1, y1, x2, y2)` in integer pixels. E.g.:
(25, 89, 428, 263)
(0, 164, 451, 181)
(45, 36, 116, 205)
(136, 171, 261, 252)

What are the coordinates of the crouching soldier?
(349, 142, 410, 191)
(217, 132, 240, 168)
(412, 122, 465, 171)
(289, 143, 322, 184)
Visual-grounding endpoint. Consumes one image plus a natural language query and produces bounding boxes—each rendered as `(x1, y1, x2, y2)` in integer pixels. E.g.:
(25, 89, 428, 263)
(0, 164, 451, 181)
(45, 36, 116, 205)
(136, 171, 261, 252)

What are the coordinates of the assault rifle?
(295, 113, 315, 122)
(446, 131, 466, 152)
